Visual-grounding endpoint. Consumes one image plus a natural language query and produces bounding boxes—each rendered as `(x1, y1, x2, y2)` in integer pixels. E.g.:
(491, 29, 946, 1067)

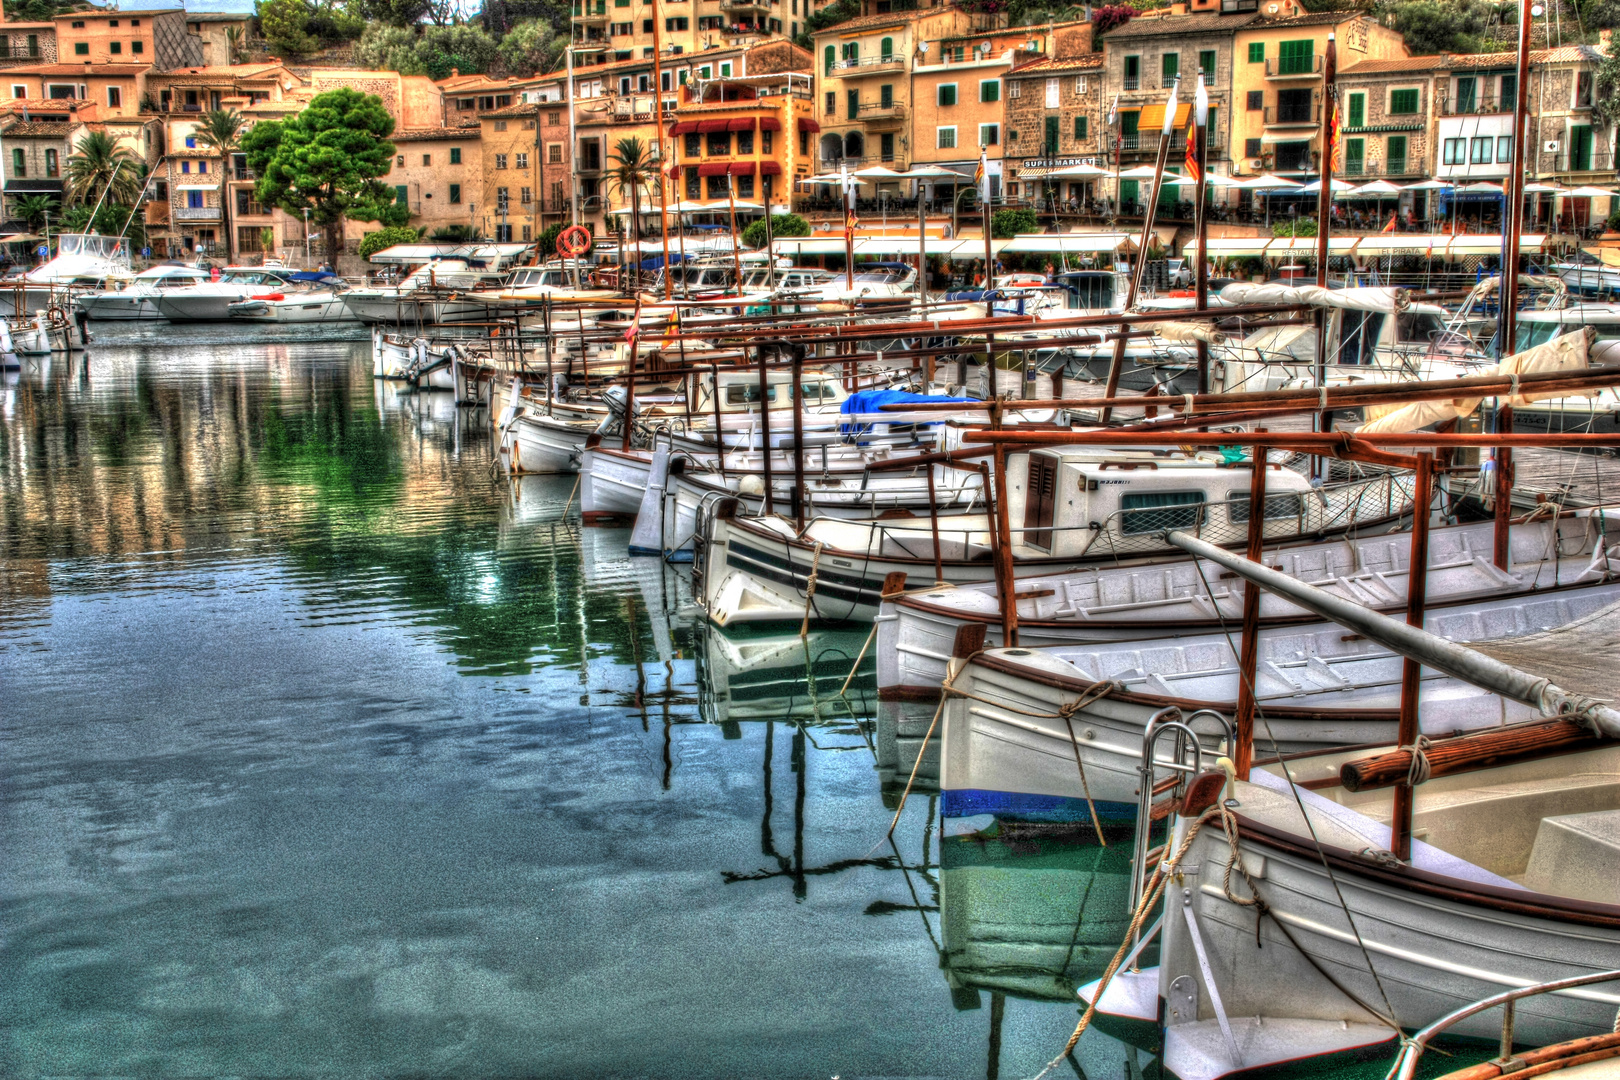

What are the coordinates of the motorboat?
(226, 272, 357, 323)
(154, 265, 306, 323)
(0, 233, 133, 316)
(76, 263, 211, 320)
(339, 259, 509, 324)
(1551, 248, 1620, 297)
(805, 262, 917, 307)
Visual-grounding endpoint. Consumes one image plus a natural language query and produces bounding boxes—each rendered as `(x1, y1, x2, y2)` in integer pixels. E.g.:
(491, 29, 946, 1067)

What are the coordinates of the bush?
(537, 222, 565, 258)
(794, 0, 857, 47)
(741, 212, 810, 250)
(359, 226, 421, 260)
(1091, 4, 1135, 39)
(355, 23, 499, 76)
(499, 20, 566, 77)
(1272, 218, 1318, 237)
(992, 207, 1038, 238)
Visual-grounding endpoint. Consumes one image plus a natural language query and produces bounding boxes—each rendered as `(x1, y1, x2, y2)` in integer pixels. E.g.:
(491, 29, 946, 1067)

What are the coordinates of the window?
(847, 89, 858, 118)
(1499, 73, 1517, 110)
(516, 152, 528, 169)
(521, 225, 532, 243)
(44, 148, 57, 177)
(104, 85, 122, 108)
(26, 34, 37, 56)
(108, 18, 118, 26)
(1277, 39, 1313, 75)
(1247, 41, 1263, 63)
(824, 44, 834, 74)
(10, 86, 22, 99)
(1124, 54, 1140, 89)
(825, 91, 835, 114)
(1244, 137, 1262, 157)
(198, 161, 207, 174)
(1577, 70, 1594, 108)
(1344, 137, 1363, 174)
(110, 41, 121, 54)
(494, 121, 508, 132)
(879, 83, 893, 108)
(879, 132, 893, 160)
(1276, 87, 1312, 123)
(666, 16, 688, 28)
(496, 224, 513, 242)
(1454, 76, 1477, 113)
(130, 18, 139, 25)
(496, 186, 508, 209)
(449, 183, 461, 204)
(394, 184, 407, 204)
(938, 83, 957, 106)
(881, 35, 893, 58)
(737, 130, 753, 154)
(496, 153, 508, 169)
(1121, 491, 1205, 534)
(979, 122, 998, 146)
(421, 153, 431, 166)
(1347, 91, 1364, 128)
(71, 19, 84, 27)
(521, 186, 532, 204)
(1386, 134, 1407, 174)
(1389, 88, 1418, 115)
(548, 143, 563, 163)
(132, 41, 143, 54)
(1075, 75, 1087, 94)
(1497, 134, 1514, 163)
(1470, 135, 1491, 164)
(685, 132, 701, 156)
(181, 161, 191, 174)
(1074, 114, 1088, 140)
(9, 148, 21, 177)
(450, 147, 461, 164)
(1441, 137, 1464, 165)
(1246, 90, 1263, 111)
(937, 125, 956, 149)
(74, 42, 88, 55)
(1200, 50, 1215, 77)
(708, 130, 730, 154)
(1161, 52, 1178, 83)
(188, 190, 203, 208)
(979, 79, 999, 103)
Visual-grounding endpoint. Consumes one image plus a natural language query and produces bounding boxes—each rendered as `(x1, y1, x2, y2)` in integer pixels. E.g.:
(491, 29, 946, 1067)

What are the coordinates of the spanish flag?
(1328, 99, 1342, 173)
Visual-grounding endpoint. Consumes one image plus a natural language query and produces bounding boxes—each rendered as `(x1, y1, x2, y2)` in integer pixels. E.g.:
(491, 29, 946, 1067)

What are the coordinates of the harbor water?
(1, 325, 1153, 1078)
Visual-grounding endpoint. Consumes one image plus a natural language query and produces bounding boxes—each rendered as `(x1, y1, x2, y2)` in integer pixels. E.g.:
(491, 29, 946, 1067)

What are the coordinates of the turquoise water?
(0, 326, 1159, 1078)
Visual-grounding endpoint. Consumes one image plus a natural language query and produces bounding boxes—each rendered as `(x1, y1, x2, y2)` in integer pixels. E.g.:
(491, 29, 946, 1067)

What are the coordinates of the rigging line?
(1189, 532, 1406, 1033)
(887, 832, 941, 953)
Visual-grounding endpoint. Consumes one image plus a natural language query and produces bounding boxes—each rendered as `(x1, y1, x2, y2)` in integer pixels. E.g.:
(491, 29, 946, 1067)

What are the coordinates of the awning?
(697, 162, 730, 176)
(728, 161, 755, 176)
(999, 232, 1137, 253)
(1260, 131, 1315, 145)
(697, 118, 730, 133)
(3, 179, 60, 193)
(759, 117, 782, 131)
(759, 161, 782, 176)
(1184, 233, 1551, 260)
(797, 117, 820, 132)
(1138, 102, 1192, 131)
(174, 183, 217, 191)
(669, 120, 697, 134)
(727, 117, 755, 132)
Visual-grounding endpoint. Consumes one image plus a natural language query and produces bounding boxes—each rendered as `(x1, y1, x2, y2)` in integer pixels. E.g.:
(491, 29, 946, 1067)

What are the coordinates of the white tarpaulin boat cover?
(1145, 321, 1227, 345)
(1218, 282, 1410, 313)
(1359, 326, 1595, 433)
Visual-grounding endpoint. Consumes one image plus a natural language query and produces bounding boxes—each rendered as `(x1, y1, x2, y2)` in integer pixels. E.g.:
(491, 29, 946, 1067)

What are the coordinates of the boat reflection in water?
(695, 625, 876, 733)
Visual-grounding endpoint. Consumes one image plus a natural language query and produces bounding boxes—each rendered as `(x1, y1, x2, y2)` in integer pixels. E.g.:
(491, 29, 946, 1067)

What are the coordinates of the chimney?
(451, 67, 459, 77)
(1170, 1, 1187, 13)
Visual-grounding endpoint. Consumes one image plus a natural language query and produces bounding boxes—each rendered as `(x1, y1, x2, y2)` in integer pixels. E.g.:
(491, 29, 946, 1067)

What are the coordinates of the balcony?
(829, 53, 905, 76)
(1265, 54, 1322, 79)
(1121, 132, 1140, 150)
(857, 101, 906, 124)
(719, 0, 769, 12)
(174, 206, 222, 222)
(1123, 76, 1140, 91)
(1340, 158, 1421, 179)
(1264, 103, 1320, 127)
(572, 1, 609, 22)
(1220, 0, 1258, 9)
(233, 166, 258, 181)
(1437, 94, 1505, 116)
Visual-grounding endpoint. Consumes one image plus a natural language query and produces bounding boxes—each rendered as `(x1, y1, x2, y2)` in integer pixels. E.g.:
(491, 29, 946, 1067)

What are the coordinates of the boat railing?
(1387, 968, 1620, 1080)
(1129, 708, 1234, 914)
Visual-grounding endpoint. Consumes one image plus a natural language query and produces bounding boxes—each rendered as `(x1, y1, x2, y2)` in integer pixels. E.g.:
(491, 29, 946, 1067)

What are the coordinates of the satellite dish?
(918, 41, 929, 52)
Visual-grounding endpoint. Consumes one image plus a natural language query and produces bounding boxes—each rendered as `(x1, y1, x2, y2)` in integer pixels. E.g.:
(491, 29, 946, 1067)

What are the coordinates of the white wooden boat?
(936, 580, 1620, 822)
(877, 510, 1620, 698)
(496, 380, 602, 474)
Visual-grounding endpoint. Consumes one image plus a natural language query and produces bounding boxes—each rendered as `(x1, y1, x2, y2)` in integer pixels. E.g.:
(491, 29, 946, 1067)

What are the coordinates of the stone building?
(1332, 55, 1441, 187)
(0, 21, 55, 67)
(1003, 51, 1105, 210)
(479, 100, 543, 242)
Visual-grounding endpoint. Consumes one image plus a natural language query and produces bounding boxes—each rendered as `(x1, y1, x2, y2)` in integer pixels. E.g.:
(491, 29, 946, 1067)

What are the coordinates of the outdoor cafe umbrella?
(1299, 177, 1357, 194)
(850, 165, 905, 181)
(1239, 173, 1303, 227)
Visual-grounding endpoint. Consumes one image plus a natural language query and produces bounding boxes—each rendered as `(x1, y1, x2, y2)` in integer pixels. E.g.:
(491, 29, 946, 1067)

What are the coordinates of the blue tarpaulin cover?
(839, 389, 977, 437)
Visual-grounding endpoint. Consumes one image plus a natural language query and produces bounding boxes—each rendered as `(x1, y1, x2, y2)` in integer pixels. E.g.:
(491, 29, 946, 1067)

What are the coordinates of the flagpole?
(841, 163, 855, 290)
(1101, 79, 1179, 422)
(979, 149, 994, 293)
(1192, 73, 1211, 397)
(1311, 32, 1338, 479)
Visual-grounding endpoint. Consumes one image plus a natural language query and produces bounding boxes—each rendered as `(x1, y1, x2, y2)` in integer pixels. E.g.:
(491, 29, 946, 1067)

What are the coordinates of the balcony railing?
(174, 206, 222, 222)
(858, 101, 906, 121)
(1123, 75, 1140, 90)
(1121, 132, 1140, 149)
(1340, 158, 1419, 179)
(719, 0, 769, 11)
(1437, 94, 1505, 116)
(233, 167, 257, 181)
(830, 53, 904, 74)
(1264, 103, 1320, 126)
(1265, 54, 1322, 78)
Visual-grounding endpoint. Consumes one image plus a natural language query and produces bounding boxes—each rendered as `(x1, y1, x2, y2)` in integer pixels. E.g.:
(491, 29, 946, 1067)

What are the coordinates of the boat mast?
(1495, 0, 1536, 569)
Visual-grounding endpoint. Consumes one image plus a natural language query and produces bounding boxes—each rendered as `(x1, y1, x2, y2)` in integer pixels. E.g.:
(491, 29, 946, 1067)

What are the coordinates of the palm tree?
(193, 109, 247, 261)
(608, 136, 659, 290)
(10, 193, 58, 232)
(225, 25, 247, 65)
(65, 131, 142, 208)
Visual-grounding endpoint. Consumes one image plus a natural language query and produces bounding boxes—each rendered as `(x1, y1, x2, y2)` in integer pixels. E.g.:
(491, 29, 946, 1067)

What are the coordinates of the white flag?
(1162, 78, 1180, 137)
(1195, 71, 1209, 127)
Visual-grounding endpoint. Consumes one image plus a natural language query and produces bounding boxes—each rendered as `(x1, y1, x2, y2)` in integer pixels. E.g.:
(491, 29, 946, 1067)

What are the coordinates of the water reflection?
(2, 328, 1141, 1078)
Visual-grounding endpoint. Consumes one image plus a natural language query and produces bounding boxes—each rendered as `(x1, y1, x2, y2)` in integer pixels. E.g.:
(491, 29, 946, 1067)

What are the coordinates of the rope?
(1399, 733, 1432, 787)
(1060, 705, 1110, 848)
(799, 541, 825, 639)
(836, 583, 951, 698)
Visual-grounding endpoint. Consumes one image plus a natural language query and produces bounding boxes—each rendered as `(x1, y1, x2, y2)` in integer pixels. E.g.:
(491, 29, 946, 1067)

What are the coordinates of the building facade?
(1003, 52, 1106, 210)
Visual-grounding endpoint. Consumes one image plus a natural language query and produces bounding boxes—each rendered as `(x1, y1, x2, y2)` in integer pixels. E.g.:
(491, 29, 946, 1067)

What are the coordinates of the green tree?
(225, 25, 249, 64)
(794, 0, 857, 47)
(193, 109, 247, 261)
(499, 20, 567, 77)
(10, 194, 59, 231)
(257, 0, 320, 55)
(991, 207, 1038, 238)
(1386, 0, 1492, 54)
(244, 87, 404, 262)
(359, 225, 420, 259)
(57, 203, 145, 251)
(355, 23, 500, 76)
(429, 223, 481, 241)
(607, 136, 659, 266)
(65, 131, 142, 207)
(536, 221, 565, 258)
(1595, 34, 1620, 132)
(741, 211, 809, 250)
(352, 0, 429, 27)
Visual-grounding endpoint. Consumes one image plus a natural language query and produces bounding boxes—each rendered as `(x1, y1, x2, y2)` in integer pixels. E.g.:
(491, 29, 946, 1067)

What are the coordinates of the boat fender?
(738, 475, 765, 496)
(254, 293, 285, 301)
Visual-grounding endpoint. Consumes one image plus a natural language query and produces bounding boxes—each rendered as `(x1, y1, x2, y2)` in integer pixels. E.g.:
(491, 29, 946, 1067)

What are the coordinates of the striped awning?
(727, 117, 755, 131)
(1138, 102, 1192, 131)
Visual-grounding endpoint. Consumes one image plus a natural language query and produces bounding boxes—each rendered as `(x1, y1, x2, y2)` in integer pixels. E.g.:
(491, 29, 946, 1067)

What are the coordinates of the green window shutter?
(395, 185, 407, 204)
(880, 36, 892, 58)
(824, 45, 834, 74)
(449, 147, 461, 164)
(1388, 88, 1418, 115)
(449, 183, 460, 203)
(1199, 50, 1215, 77)
(1120, 111, 1138, 137)
(1162, 52, 1178, 83)
(1278, 39, 1312, 75)
(1345, 138, 1364, 174)
(1045, 114, 1059, 154)
(1386, 135, 1407, 174)
(981, 80, 999, 103)
(847, 89, 858, 119)
(1499, 73, 1517, 110)
(1074, 115, 1087, 139)
(1120, 178, 1139, 204)
(1348, 92, 1364, 128)
(880, 83, 893, 107)
(1247, 41, 1263, 63)
(939, 84, 956, 106)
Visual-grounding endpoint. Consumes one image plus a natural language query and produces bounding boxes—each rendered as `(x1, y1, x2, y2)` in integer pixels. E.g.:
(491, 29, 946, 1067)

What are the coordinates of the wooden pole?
(1193, 75, 1211, 396)
(791, 346, 805, 529)
(1232, 442, 1268, 781)
(990, 446, 1018, 646)
(1393, 451, 1433, 862)
(756, 343, 774, 514)
(1495, 0, 1535, 571)
(1311, 33, 1338, 480)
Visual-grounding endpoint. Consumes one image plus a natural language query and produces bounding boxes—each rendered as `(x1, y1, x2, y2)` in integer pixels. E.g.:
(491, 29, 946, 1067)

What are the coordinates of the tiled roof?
(478, 101, 540, 119)
(154, 62, 290, 81)
(3, 121, 69, 136)
(2, 63, 150, 75)
(1444, 44, 1601, 68)
(812, 7, 947, 34)
(1249, 10, 1363, 28)
(1103, 11, 1259, 38)
(1007, 53, 1104, 75)
(1339, 56, 1445, 75)
(394, 126, 478, 141)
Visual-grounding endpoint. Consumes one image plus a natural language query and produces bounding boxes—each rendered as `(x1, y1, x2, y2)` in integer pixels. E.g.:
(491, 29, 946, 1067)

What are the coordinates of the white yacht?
(154, 266, 306, 323)
(226, 272, 357, 323)
(1, 233, 133, 316)
(77, 263, 211, 320)
(339, 259, 509, 324)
